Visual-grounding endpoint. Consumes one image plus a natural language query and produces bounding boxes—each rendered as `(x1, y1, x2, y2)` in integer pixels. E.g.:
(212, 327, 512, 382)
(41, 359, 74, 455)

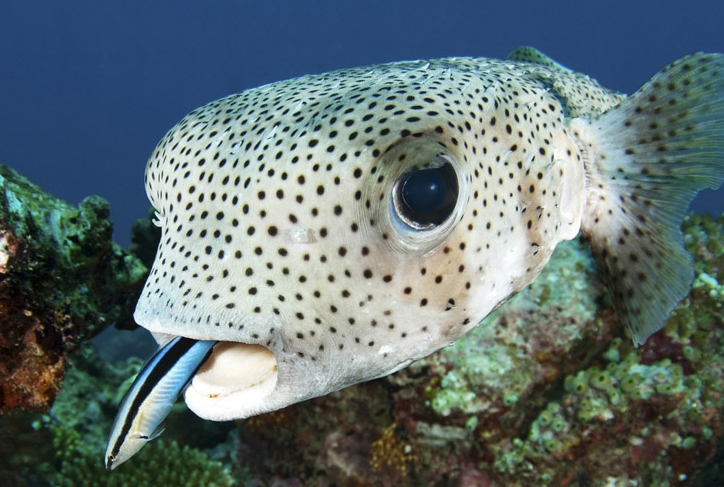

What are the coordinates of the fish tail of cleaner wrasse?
(569, 53, 724, 346)
(104, 337, 216, 471)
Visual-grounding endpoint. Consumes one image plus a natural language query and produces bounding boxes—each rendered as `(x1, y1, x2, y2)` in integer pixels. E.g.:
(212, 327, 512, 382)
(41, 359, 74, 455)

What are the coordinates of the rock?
(0, 165, 147, 412)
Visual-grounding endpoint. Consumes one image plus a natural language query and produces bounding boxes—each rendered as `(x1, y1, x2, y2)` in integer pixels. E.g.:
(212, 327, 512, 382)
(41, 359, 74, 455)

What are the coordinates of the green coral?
(0, 165, 149, 413)
(41, 341, 237, 487)
(48, 423, 234, 487)
(494, 340, 718, 484)
(0, 164, 148, 339)
(485, 214, 724, 486)
(426, 237, 603, 418)
(684, 213, 724, 281)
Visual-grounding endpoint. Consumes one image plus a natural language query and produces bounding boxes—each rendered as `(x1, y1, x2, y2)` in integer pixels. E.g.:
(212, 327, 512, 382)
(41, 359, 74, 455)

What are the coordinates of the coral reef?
(230, 214, 724, 487)
(49, 426, 234, 487)
(0, 340, 140, 484)
(0, 165, 147, 412)
(0, 339, 237, 486)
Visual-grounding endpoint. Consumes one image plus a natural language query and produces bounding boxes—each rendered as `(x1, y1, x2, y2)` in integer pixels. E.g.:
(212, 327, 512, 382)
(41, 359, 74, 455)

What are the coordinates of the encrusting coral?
(0, 165, 147, 412)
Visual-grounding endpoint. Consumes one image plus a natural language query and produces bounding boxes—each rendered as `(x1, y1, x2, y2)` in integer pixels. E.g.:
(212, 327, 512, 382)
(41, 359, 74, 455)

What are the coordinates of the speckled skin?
(134, 49, 723, 420)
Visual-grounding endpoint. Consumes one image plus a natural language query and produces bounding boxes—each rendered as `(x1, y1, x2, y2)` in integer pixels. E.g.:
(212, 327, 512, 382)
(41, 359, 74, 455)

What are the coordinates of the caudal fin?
(570, 53, 724, 346)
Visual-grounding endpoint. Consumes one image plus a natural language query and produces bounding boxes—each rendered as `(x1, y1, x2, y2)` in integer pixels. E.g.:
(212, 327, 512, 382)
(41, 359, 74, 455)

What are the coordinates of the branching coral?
(48, 423, 234, 487)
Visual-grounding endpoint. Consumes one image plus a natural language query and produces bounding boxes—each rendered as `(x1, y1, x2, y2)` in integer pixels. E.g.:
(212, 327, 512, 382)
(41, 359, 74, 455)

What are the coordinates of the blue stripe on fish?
(105, 336, 216, 471)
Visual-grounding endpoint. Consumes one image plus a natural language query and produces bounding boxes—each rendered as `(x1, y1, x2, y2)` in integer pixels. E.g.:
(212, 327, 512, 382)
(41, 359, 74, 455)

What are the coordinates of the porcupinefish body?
(116, 47, 724, 445)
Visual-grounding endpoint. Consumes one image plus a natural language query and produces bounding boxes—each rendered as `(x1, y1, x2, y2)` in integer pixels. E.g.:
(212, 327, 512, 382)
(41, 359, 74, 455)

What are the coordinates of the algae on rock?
(0, 164, 147, 412)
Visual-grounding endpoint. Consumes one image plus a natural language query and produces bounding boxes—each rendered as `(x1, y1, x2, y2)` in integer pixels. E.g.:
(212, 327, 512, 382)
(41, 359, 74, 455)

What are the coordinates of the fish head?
(105, 433, 149, 471)
(135, 60, 577, 420)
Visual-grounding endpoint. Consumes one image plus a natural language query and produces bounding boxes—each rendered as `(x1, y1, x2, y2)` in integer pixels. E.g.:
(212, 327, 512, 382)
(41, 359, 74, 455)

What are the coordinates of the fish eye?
(394, 163, 459, 229)
(369, 137, 468, 253)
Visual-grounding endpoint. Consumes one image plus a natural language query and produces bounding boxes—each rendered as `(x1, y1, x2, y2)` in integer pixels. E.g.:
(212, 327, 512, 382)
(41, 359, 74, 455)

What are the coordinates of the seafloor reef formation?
(0, 165, 147, 413)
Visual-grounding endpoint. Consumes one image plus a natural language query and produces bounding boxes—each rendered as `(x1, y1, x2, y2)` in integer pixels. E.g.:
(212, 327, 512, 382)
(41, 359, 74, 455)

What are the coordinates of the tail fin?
(570, 53, 724, 346)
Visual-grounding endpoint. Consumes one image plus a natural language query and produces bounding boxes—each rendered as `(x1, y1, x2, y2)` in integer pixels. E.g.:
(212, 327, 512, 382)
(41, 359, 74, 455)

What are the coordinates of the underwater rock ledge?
(0, 164, 147, 413)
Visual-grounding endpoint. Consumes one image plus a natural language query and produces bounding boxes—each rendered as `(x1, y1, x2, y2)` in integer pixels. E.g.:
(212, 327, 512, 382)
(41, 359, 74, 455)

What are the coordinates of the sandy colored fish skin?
(134, 47, 724, 421)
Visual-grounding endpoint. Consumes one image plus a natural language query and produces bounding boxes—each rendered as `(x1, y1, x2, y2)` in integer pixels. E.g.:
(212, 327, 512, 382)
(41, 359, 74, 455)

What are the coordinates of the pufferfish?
(105, 47, 724, 469)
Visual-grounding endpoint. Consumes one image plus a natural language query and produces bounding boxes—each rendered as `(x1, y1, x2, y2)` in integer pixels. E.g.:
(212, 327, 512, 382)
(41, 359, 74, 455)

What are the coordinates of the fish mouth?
(184, 341, 279, 421)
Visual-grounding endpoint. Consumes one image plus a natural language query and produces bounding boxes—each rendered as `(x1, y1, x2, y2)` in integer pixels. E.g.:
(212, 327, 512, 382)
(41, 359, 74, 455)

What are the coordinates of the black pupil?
(398, 163, 458, 227)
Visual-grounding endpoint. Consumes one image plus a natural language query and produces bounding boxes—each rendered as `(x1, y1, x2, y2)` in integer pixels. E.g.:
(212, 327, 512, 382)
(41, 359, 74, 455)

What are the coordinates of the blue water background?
(1, 0, 723, 246)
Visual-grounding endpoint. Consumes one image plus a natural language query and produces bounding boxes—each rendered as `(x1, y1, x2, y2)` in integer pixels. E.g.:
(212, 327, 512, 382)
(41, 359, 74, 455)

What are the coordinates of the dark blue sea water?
(1, 0, 723, 246)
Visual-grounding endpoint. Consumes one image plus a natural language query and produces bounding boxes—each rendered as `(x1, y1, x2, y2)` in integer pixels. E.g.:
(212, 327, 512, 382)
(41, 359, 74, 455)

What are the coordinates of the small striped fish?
(104, 337, 215, 470)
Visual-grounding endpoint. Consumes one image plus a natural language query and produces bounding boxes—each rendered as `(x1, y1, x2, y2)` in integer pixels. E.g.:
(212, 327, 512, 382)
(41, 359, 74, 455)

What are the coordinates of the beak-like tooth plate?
(184, 342, 278, 420)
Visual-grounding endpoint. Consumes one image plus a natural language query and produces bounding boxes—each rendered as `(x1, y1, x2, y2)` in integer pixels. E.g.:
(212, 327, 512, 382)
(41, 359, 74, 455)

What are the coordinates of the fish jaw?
(138, 296, 478, 420)
(183, 341, 280, 420)
(182, 341, 415, 421)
